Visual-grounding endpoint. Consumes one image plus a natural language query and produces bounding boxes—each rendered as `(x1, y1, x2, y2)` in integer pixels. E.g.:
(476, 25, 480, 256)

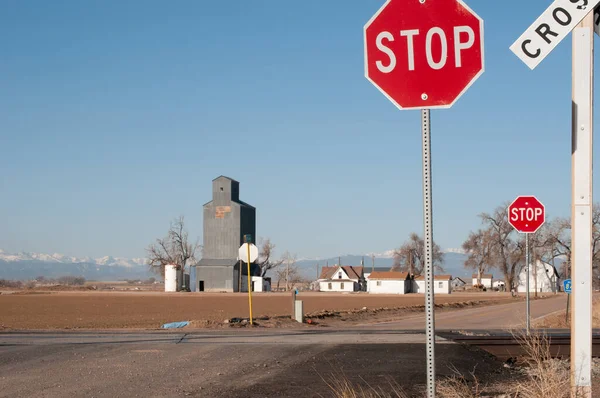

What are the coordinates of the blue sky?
(0, 0, 597, 260)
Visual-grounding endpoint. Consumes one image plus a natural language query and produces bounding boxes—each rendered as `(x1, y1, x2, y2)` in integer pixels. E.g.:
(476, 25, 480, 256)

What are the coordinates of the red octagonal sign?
(364, 0, 484, 109)
(508, 196, 545, 234)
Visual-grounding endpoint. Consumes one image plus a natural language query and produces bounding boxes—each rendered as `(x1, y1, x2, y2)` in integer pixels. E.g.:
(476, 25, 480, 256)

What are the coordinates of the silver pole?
(421, 109, 435, 398)
(526, 233, 530, 335)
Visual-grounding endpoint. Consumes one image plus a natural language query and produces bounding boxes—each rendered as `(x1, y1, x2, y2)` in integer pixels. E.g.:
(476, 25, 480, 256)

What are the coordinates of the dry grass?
(510, 329, 569, 398)
(322, 371, 409, 398)
(437, 366, 483, 398)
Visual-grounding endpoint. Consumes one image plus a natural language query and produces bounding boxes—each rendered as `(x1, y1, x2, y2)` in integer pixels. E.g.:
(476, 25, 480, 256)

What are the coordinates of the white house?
(472, 273, 493, 288)
(413, 275, 452, 294)
(517, 259, 560, 293)
(318, 265, 364, 292)
(367, 271, 411, 294)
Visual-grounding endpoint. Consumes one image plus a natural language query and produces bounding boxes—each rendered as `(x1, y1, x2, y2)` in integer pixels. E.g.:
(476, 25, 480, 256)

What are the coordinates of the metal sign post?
(525, 233, 530, 335)
(571, 13, 594, 397)
(421, 109, 435, 397)
(239, 236, 259, 326)
(507, 195, 545, 336)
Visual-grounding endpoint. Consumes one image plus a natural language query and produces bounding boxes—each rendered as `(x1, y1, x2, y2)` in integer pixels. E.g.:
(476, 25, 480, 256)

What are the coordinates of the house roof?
(415, 274, 452, 281)
(212, 175, 239, 183)
(452, 277, 466, 282)
(319, 265, 364, 280)
(364, 267, 393, 274)
(472, 274, 493, 279)
(368, 271, 410, 280)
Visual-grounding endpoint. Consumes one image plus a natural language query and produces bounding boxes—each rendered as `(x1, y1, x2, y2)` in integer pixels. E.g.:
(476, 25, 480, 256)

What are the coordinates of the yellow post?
(247, 243, 253, 325)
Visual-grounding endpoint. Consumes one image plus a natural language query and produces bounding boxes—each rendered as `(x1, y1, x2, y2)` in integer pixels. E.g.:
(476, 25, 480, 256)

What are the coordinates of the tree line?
(461, 201, 600, 289)
(148, 201, 600, 290)
(146, 217, 302, 290)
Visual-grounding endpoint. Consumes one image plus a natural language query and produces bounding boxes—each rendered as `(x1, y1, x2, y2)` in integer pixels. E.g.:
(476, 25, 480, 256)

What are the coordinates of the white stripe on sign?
(510, 0, 600, 70)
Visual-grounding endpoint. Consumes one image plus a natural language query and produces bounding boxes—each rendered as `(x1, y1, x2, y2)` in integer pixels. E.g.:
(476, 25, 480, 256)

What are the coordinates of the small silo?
(164, 264, 178, 292)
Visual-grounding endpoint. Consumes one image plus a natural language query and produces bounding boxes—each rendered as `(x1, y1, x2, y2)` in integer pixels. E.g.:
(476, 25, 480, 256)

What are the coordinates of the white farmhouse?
(472, 273, 493, 288)
(318, 265, 364, 292)
(517, 259, 560, 293)
(367, 271, 411, 294)
(413, 275, 452, 294)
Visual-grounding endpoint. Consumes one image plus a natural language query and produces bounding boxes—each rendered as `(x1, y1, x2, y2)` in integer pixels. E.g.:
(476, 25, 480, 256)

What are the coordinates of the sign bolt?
(421, 93, 428, 100)
(419, 0, 425, 3)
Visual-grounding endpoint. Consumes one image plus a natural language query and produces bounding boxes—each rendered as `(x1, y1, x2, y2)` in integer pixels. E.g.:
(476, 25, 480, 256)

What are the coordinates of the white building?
(241, 276, 271, 292)
(318, 265, 364, 292)
(493, 280, 506, 290)
(517, 259, 560, 293)
(451, 277, 467, 290)
(413, 275, 452, 294)
(472, 273, 493, 288)
(367, 271, 411, 294)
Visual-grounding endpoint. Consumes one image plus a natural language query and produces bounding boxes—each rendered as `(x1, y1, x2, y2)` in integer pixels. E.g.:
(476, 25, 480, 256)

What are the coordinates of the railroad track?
(440, 331, 600, 360)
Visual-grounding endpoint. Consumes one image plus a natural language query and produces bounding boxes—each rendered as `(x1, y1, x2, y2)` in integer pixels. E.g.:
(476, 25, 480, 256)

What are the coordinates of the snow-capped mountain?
(0, 249, 155, 281)
(0, 249, 147, 268)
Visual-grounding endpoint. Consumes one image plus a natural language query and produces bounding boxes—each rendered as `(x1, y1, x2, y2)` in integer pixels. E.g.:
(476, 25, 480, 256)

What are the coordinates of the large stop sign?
(508, 196, 545, 234)
(364, 0, 484, 109)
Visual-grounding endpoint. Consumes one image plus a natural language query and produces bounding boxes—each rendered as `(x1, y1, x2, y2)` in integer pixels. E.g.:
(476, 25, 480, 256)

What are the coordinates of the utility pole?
(316, 262, 319, 279)
(286, 256, 290, 292)
(571, 13, 594, 397)
(371, 254, 375, 273)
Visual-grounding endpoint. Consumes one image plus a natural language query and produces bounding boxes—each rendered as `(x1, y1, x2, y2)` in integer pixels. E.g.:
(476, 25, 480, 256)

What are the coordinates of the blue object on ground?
(161, 321, 190, 329)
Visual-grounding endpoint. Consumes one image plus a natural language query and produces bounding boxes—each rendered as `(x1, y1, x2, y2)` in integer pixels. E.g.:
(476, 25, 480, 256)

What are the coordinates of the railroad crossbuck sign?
(507, 195, 546, 234)
(364, 0, 484, 109)
(510, 0, 600, 70)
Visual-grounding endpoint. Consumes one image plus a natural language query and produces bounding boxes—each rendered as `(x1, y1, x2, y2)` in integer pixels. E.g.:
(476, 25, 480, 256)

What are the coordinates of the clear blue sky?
(1, 0, 597, 260)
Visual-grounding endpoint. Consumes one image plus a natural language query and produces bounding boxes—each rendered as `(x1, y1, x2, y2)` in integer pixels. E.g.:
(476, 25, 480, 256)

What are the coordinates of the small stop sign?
(508, 196, 545, 234)
(364, 0, 484, 109)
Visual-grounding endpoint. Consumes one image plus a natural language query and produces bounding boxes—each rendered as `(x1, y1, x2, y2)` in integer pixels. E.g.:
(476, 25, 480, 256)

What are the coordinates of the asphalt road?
(0, 329, 513, 398)
(0, 295, 568, 398)
(365, 293, 567, 329)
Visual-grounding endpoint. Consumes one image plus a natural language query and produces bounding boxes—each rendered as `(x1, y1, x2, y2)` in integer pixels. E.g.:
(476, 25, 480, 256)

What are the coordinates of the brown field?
(0, 290, 516, 330)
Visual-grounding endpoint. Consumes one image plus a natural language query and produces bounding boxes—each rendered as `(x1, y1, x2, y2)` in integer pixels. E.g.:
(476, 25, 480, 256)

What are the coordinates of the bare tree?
(146, 216, 201, 289)
(257, 238, 284, 277)
(540, 205, 600, 288)
(462, 229, 493, 286)
(479, 203, 525, 289)
(276, 251, 300, 291)
(392, 232, 445, 275)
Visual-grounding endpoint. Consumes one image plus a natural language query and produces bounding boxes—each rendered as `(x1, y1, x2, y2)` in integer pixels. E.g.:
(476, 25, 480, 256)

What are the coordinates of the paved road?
(364, 294, 567, 329)
(0, 329, 512, 398)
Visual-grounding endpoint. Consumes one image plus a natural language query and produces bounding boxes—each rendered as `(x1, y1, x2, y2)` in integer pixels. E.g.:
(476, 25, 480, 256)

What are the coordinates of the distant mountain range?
(0, 248, 473, 282)
(0, 249, 154, 281)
